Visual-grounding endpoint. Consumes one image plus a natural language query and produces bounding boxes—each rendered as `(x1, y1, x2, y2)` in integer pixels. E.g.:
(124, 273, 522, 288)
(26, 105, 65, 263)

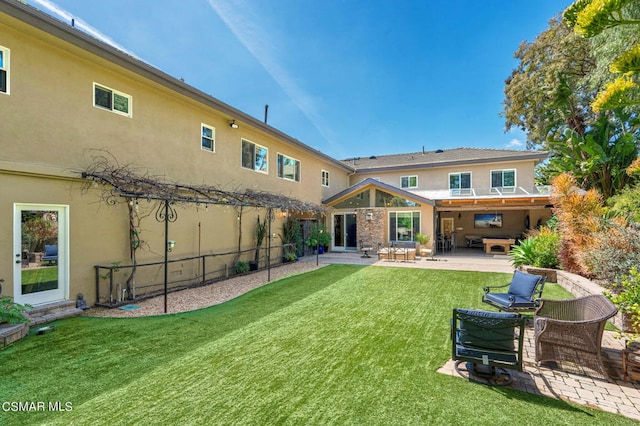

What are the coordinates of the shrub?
(607, 183, 640, 223)
(509, 228, 561, 269)
(0, 296, 32, 324)
(585, 221, 640, 283)
(551, 173, 604, 274)
(234, 260, 249, 275)
(604, 267, 640, 333)
(509, 238, 536, 268)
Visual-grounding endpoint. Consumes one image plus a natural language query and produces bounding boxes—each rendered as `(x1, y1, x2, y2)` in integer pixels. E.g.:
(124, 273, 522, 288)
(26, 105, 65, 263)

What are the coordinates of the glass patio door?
(332, 213, 357, 251)
(13, 204, 68, 305)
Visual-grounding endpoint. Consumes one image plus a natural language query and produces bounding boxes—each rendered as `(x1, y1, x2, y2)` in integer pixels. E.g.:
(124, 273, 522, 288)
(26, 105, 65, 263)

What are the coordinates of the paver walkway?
(300, 250, 640, 421)
(439, 327, 640, 420)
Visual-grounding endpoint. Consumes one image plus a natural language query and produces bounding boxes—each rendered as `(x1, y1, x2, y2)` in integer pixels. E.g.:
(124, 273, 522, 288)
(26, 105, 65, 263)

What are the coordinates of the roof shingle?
(341, 147, 548, 172)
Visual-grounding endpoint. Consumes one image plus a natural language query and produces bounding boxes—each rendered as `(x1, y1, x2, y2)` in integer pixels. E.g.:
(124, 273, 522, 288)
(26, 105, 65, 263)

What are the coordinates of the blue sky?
(27, 0, 567, 160)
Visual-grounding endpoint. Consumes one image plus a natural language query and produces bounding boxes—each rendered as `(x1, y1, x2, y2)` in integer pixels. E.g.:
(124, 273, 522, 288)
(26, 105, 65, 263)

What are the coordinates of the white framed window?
(321, 170, 330, 187)
(277, 153, 300, 182)
(0, 45, 9, 94)
(241, 139, 268, 174)
(389, 211, 421, 242)
(401, 175, 418, 189)
(201, 124, 215, 152)
(93, 83, 132, 117)
(449, 172, 472, 195)
(491, 169, 516, 193)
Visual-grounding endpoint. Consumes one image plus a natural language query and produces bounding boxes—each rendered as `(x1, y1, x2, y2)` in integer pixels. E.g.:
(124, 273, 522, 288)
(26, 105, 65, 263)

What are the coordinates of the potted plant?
(280, 216, 301, 262)
(305, 237, 318, 254)
(605, 266, 640, 335)
(415, 232, 431, 257)
(311, 225, 331, 254)
(250, 216, 267, 271)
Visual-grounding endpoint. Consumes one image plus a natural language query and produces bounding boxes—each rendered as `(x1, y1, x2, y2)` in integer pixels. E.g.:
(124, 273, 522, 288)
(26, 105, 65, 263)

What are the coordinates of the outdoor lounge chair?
(41, 244, 58, 265)
(534, 294, 618, 378)
(482, 270, 546, 313)
(451, 308, 526, 386)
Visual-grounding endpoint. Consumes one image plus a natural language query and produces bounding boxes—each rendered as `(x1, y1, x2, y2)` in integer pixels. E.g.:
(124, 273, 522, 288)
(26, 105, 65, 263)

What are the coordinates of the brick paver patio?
(439, 326, 640, 421)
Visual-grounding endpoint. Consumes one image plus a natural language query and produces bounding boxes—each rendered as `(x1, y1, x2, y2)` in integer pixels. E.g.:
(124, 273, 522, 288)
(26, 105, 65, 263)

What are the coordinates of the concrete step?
(25, 300, 84, 326)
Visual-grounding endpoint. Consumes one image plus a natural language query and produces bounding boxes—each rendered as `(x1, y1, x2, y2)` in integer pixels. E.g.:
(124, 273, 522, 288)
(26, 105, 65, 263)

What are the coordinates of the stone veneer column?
(355, 208, 386, 250)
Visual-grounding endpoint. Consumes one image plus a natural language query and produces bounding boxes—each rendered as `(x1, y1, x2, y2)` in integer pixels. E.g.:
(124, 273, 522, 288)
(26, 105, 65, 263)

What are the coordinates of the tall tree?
(564, 0, 640, 110)
(504, 6, 640, 198)
(548, 108, 638, 198)
(503, 16, 596, 149)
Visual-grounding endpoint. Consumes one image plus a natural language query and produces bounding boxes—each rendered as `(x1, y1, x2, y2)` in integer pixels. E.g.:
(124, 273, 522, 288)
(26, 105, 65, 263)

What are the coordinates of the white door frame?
(13, 203, 69, 305)
(331, 212, 357, 251)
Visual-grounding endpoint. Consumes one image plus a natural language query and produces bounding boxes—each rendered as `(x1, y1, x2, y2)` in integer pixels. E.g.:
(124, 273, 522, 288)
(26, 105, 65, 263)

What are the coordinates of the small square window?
(401, 175, 417, 188)
(241, 139, 268, 174)
(491, 169, 516, 193)
(0, 47, 8, 94)
(321, 170, 330, 187)
(277, 153, 300, 182)
(201, 124, 215, 152)
(449, 172, 472, 195)
(93, 83, 132, 117)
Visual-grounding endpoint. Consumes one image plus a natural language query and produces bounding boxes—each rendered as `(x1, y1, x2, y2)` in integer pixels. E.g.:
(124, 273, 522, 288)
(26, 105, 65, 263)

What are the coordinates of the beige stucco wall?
(0, 16, 349, 203)
(0, 14, 349, 305)
(350, 160, 538, 191)
(1, 172, 292, 304)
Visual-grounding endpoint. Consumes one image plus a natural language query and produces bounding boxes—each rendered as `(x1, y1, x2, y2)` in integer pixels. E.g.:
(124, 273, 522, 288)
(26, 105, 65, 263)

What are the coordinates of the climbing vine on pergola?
(80, 155, 326, 212)
(80, 154, 326, 312)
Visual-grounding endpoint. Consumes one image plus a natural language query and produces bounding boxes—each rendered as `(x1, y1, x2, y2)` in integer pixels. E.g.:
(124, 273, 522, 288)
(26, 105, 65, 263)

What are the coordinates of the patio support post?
(163, 199, 169, 313)
(316, 212, 320, 266)
(154, 199, 177, 314)
(266, 208, 274, 282)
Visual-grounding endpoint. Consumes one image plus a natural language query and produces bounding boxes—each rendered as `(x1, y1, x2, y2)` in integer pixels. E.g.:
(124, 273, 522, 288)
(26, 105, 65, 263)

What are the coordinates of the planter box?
(518, 266, 558, 283)
(0, 323, 29, 349)
(622, 314, 640, 334)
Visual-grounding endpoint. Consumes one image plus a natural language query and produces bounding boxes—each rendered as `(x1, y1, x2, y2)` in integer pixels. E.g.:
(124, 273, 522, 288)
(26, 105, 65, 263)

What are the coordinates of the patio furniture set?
(451, 270, 620, 385)
(376, 242, 418, 262)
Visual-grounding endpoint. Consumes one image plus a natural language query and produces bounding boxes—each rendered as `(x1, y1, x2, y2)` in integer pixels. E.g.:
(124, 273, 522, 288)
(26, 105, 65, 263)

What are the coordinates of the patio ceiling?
(436, 197, 552, 211)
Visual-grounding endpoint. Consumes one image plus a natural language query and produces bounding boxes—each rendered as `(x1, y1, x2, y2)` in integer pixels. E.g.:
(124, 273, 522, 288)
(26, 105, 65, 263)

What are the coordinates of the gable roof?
(323, 178, 435, 206)
(0, 0, 353, 174)
(341, 148, 548, 173)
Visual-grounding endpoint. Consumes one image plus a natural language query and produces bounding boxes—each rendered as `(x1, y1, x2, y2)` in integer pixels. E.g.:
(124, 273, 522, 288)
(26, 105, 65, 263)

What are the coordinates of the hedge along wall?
(520, 266, 626, 331)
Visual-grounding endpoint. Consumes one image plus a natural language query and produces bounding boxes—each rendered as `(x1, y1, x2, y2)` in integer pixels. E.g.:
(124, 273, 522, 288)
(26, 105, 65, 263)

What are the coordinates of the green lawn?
(0, 265, 631, 425)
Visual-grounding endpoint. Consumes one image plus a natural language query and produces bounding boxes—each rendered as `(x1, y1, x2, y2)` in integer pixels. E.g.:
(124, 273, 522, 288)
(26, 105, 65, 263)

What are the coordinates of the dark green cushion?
(456, 309, 518, 351)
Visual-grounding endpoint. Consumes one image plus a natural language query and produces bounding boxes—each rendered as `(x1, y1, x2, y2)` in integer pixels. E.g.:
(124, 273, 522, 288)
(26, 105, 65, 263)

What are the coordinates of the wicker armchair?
(534, 295, 618, 377)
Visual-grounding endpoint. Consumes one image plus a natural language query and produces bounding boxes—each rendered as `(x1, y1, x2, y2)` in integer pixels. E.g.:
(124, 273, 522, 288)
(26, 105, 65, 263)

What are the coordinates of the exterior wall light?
(167, 240, 176, 252)
(229, 120, 239, 129)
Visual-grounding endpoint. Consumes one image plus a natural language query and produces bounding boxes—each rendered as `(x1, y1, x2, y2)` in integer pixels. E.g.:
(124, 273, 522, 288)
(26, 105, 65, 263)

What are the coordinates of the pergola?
(81, 156, 326, 312)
